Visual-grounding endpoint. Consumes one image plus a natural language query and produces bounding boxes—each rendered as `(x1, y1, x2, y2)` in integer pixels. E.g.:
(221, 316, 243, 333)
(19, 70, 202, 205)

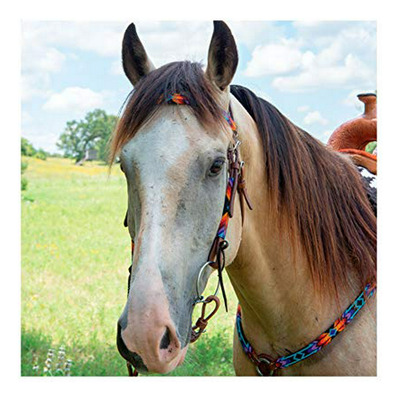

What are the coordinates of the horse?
(110, 21, 376, 376)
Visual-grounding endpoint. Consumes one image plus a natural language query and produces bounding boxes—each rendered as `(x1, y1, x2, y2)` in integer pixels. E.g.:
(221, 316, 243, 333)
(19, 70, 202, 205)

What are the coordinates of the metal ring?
(194, 261, 220, 303)
(256, 357, 274, 376)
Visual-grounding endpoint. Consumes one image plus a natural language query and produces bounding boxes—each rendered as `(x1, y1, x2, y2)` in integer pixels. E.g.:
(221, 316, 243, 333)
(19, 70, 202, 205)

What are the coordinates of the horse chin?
(149, 345, 189, 374)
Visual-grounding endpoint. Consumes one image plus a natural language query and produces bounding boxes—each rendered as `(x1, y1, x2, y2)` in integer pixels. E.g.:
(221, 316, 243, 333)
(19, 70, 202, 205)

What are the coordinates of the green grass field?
(21, 157, 238, 376)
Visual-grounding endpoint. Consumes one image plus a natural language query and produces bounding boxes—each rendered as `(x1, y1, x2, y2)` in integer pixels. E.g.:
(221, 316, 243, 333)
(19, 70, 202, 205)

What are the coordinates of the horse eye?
(209, 158, 225, 176)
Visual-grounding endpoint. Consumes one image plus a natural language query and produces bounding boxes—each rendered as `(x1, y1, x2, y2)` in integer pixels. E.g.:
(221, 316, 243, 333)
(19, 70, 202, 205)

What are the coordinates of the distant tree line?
(57, 109, 118, 163)
(21, 138, 49, 160)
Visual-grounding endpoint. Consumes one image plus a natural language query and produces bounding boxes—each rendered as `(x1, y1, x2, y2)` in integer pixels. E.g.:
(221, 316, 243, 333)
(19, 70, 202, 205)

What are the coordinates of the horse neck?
(226, 97, 361, 357)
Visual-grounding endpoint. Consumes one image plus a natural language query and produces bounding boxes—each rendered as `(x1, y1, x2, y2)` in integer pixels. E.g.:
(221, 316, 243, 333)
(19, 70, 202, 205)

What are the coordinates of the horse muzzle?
(116, 290, 189, 374)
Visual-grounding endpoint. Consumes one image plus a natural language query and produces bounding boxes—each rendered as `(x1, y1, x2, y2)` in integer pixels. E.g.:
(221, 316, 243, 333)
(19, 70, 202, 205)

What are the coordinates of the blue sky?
(21, 21, 376, 153)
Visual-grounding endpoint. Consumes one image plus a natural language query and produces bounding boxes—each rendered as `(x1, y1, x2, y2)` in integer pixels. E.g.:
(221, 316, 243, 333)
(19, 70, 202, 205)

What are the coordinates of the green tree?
(21, 137, 36, 157)
(21, 137, 49, 159)
(34, 148, 48, 160)
(57, 109, 118, 163)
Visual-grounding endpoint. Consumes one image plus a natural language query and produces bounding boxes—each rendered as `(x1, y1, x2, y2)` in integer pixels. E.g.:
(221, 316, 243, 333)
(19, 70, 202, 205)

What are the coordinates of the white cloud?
(22, 21, 210, 69)
(22, 21, 128, 58)
(43, 87, 105, 113)
(21, 21, 126, 102)
(303, 111, 328, 126)
(21, 24, 71, 101)
(21, 110, 33, 125)
(22, 21, 285, 76)
(244, 22, 376, 93)
(21, 44, 67, 102)
(297, 105, 310, 113)
(292, 21, 351, 38)
(292, 21, 376, 48)
(138, 21, 284, 67)
(23, 46, 66, 74)
(272, 53, 374, 92)
(227, 21, 285, 50)
(21, 74, 52, 102)
(245, 43, 303, 76)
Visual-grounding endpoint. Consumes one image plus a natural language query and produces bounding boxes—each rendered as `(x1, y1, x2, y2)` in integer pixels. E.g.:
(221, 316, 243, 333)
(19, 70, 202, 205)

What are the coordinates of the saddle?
(327, 93, 377, 214)
(338, 149, 377, 175)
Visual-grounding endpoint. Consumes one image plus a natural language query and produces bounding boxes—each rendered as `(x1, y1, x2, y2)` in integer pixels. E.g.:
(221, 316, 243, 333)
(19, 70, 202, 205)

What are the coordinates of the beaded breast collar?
(236, 282, 376, 376)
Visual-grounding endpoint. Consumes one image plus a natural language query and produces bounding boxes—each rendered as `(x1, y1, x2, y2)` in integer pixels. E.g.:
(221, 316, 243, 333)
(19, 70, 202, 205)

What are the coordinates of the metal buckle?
(233, 139, 241, 151)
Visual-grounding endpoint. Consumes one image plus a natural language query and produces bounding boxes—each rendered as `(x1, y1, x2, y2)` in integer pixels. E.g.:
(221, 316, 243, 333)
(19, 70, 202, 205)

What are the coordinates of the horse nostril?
(159, 327, 171, 350)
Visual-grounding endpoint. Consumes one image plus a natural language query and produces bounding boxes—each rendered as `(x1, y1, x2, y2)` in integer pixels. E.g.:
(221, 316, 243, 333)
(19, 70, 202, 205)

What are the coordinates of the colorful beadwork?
(165, 93, 237, 131)
(217, 177, 234, 240)
(165, 93, 190, 105)
(222, 109, 237, 131)
(236, 282, 376, 374)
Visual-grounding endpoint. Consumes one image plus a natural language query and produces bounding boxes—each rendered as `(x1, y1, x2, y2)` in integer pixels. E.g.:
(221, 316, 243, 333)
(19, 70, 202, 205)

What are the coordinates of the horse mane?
(110, 61, 376, 300)
(109, 61, 225, 162)
(230, 84, 376, 299)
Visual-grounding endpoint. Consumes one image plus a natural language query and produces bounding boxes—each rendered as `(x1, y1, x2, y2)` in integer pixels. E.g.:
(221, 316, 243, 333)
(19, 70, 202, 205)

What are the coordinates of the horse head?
(113, 21, 244, 374)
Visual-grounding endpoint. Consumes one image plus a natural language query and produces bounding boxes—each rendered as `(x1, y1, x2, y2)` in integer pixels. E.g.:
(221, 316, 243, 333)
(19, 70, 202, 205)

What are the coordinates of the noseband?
(124, 93, 253, 376)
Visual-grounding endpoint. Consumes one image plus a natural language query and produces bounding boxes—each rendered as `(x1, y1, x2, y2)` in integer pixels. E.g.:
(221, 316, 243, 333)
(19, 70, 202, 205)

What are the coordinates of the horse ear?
(122, 23, 155, 86)
(206, 21, 238, 91)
